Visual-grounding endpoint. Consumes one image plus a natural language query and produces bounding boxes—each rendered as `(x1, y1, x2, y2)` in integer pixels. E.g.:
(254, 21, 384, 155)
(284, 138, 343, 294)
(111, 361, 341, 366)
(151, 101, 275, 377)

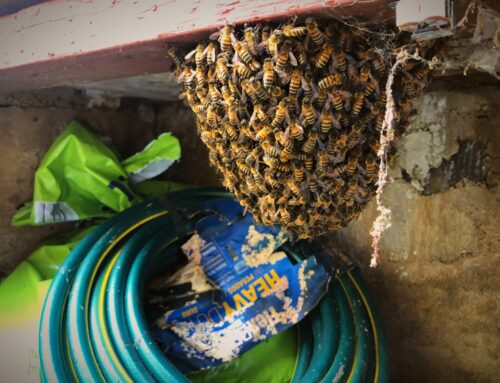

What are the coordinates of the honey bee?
(308, 175, 319, 194)
(306, 17, 326, 47)
(330, 91, 345, 112)
(359, 65, 371, 83)
(331, 164, 347, 178)
(296, 44, 308, 66)
(301, 98, 316, 126)
(345, 180, 357, 200)
(220, 85, 235, 106)
(234, 41, 260, 70)
(275, 40, 297, 72)
(314, 44, 334, 69)
(204, 42, 217, 66)
(283, 23, 307, 38)
(315, 88, 328, 110)
(240, 120, 255, 140)
(302, 130, 318, 154)
(178, 66, 195, 89)
(364, 77, 379, 97)
(271, 99, 288, 129)
(294, 165, 304, 182)
(289, 196, 307, 206)
(319, 105, 333, 135)
(265, 170, 280, 189)
(317, 151, 331, 173)
(246, 175, 259, 195)
(211, 24, 236, 57)
(237, 161, 250, 176)
(244, 27, 258, 55)
(262, 58, 275, 89)
(357, 48, 375, 62)
(346, 153, 358, 175)
(234, 61, 253, 80)
(250, 167, 266, 191)
(403, 78, 418, 98)
(364, 153, 378, 179)
(195, 66, 207, 87)
(334, 132, 348, 152)
(206, 103, 218, 126)
(266, 30, 282, 57)
(332, 48, 347, 72)
(305, 155, 314, 171)
(185, 43, 206, 67)
(216, 55, 230, 83)
(195, 86, 209, 106)
(289, 69, 302, 99)
(208, 81, 222, 103)
(191, 103, 207, 114)
(301, 70, 315, 99)
(326, 178, 344, 195)
(345, 206, 361, 222)
(278, 206, 291, 224)
(318, 72, 344, 89)
(250, 80, 270, 102)
(252, 103, 271, 125)
(255, 125, 273, 141)
(227, 102, 240, 125)
(371, 53, 386, 76)
(167, 47, 182, 68)
(287, 179, 302, 196)
(351, 91, 365, 117)
(200, 130, 217, 144)
(289, 118, 304, 141)
(279, 146, 294, 163)
(245, 149, 260, 167)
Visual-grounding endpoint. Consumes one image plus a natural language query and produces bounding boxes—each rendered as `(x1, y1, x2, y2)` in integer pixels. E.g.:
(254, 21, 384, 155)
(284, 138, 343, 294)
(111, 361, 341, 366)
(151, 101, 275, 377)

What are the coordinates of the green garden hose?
(39, 188, 389, 383)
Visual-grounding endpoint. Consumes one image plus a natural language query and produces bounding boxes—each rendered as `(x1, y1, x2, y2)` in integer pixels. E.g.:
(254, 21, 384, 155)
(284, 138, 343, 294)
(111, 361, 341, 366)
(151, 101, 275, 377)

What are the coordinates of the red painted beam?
(0, 0, 394, 92)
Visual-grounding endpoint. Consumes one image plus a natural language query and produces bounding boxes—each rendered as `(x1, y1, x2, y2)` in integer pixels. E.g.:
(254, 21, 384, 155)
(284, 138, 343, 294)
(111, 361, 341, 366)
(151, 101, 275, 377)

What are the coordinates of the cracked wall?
(331, 76, 500, 382)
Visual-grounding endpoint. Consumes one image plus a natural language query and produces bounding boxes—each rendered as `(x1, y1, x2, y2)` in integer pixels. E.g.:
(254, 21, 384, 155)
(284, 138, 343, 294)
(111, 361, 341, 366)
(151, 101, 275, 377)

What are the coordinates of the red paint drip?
(112, 0, 118, 5)
(221, 7, 235, 15)
(152, 5, 159, 12)
(189, 7, 198, 14)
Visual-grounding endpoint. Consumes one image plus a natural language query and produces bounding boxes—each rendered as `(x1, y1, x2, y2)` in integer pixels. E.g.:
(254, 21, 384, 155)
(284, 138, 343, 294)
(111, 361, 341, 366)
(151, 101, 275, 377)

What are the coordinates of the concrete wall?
(331, 76, 500, 382)
(0, 75, 498, 382)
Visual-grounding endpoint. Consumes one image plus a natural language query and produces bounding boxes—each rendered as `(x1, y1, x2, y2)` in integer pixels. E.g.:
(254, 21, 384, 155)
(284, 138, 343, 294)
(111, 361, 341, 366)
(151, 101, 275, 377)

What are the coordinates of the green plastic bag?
(0, 227, 94, 382)
(12, 122, 181, 227)
(123, 133, 181, 183)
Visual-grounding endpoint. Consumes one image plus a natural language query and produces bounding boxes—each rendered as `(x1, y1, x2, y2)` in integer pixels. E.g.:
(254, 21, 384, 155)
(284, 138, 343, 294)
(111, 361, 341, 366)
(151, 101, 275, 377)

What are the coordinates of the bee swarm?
(169, 18, 434, 238)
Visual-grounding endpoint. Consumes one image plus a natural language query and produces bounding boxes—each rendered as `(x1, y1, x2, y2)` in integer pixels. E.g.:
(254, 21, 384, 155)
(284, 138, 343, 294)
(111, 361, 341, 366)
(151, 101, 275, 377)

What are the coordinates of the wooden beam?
(0, 0, 394, 92)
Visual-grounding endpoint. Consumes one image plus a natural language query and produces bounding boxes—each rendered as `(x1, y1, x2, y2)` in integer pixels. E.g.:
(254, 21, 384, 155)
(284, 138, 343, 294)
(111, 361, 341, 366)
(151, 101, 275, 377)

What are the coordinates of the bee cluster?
(168, 18, 433, 238)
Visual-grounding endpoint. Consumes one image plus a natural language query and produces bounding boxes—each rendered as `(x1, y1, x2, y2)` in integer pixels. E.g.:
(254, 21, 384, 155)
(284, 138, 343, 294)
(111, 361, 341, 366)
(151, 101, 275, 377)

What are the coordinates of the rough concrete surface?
(331, 78, 500, 382)
(0, 75, 498, 382)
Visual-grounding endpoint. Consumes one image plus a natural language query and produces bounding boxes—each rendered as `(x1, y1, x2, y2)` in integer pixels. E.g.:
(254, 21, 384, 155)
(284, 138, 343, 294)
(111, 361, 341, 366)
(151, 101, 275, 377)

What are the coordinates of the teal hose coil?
(39, 188, 389, 382)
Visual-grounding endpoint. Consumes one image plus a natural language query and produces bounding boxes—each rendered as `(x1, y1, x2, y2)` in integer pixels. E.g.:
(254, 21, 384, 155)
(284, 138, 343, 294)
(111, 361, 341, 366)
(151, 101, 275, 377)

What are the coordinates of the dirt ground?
(0, 74, 498, 382)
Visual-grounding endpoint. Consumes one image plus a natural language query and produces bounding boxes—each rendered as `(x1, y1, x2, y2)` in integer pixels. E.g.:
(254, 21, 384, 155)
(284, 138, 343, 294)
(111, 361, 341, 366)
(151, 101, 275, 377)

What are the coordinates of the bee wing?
(232, 52, 241, 65)
(230, 33, 237, 45)
(211, 48, 217, 63)
(187, 70, 196, 81)
(184, 48, 197, 60)
(255, 70, 264, 80)
(288, 51, 298, 66)
(209, 31, 220, 40)
(249, 109, 258, 127)
(332, 114, 342, 130)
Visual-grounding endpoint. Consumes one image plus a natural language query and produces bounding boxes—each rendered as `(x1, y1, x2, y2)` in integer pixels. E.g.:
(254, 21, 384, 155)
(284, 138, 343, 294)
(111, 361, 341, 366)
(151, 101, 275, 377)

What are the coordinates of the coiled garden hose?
(39, 188, 389, 383)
